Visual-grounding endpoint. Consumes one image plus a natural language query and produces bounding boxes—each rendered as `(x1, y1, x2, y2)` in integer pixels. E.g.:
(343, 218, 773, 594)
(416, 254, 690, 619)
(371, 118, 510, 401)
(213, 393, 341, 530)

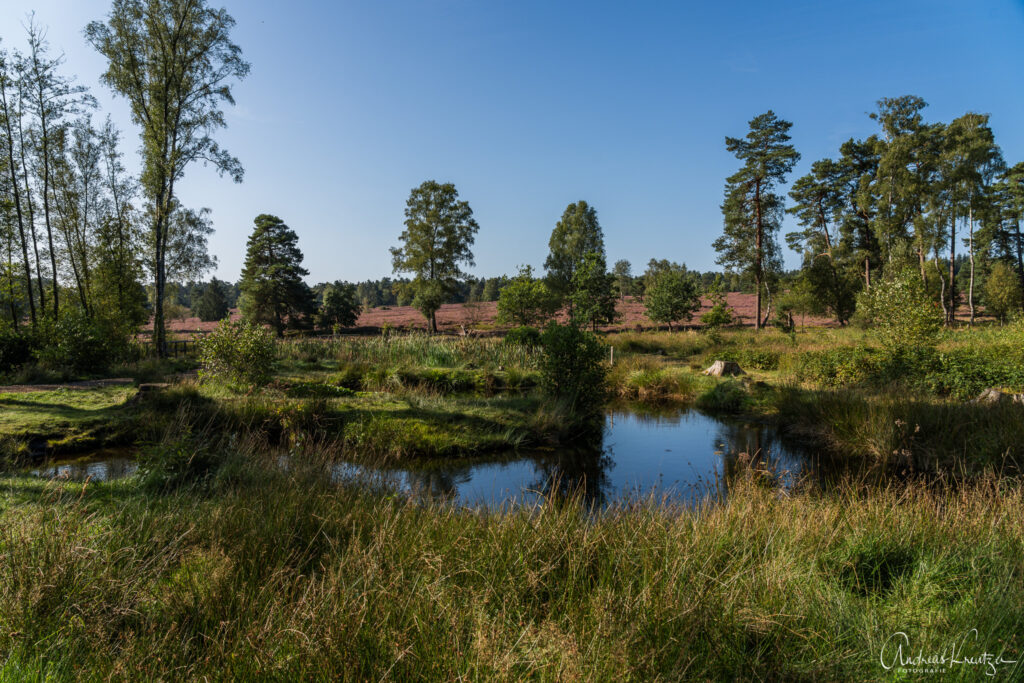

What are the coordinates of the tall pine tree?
(714, 111, 799, 329)
(239, 214, 313, 335)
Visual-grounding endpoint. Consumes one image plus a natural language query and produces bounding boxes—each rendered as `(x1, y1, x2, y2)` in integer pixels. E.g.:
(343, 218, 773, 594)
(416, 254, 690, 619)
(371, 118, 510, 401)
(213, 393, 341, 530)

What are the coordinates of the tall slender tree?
(0, 45, 36, 325)
(25, 16, 94, 317)
(239, 214, 313, 335)
(87, 0, 249, 355)
(713, 111, 800, 329)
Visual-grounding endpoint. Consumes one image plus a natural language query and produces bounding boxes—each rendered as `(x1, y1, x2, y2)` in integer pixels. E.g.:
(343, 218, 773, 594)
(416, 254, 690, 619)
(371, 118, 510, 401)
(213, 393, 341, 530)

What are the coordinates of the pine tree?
(568, 251, 617, 331)
(239, 214, 313, 335)
(713, 111, 800, 329)
(194, 277, 230, 322)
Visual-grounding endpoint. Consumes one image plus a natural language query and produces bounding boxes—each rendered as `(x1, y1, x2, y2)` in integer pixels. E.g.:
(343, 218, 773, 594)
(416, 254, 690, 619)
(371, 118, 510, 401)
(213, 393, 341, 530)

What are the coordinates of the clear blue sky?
(3, 0, 1023, 284)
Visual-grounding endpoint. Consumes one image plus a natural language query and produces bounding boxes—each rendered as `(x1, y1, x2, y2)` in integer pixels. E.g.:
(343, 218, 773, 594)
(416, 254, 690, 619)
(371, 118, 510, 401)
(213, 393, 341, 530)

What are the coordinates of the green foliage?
(34, 313, 122, 375)
(983, 261, 1022, 323)
(857, 269, 943, 354)
(317, 281, 361, 330)
(140, 431, 223, 493)
(644, 268, 700, 330)
(0, 327, 35, 374)
(539, 322, 608, 416)
(86, 0, 249, 352)
(391, 180, 479, 332)
(194, 277, 231, 322)
(544, 200, 604, 300)
(714, 111, 800, 328)
(504, 325, 542, 348)
(496, 265, 557, 326)
(695, 380, 748, 413)
(612, 259, 632, 298)
(198, 319, 276, 389)
(568, 251, 617, 330)
(701, 277, 734, 330)
(239, 214, 315, 335)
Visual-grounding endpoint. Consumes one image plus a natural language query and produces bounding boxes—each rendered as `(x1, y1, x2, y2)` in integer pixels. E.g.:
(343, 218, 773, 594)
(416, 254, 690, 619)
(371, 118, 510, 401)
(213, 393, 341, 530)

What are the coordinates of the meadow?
(3, 324, 1024, 680)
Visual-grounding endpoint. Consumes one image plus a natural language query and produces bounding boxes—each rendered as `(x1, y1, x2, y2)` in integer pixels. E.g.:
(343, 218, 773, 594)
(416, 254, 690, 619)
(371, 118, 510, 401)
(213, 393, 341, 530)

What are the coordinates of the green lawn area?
(0, 386, 137, 435)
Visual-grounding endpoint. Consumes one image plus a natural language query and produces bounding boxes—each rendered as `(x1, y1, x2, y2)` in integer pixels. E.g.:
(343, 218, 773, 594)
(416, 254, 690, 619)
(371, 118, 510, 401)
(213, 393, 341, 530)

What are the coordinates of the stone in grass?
(703, 360, 745, 377)
(972, 388, 1024, 405)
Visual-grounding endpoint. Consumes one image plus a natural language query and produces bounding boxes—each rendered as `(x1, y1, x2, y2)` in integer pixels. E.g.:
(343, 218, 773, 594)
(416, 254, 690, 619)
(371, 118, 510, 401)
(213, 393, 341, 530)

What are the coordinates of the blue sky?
(2, 0, 1023, 284)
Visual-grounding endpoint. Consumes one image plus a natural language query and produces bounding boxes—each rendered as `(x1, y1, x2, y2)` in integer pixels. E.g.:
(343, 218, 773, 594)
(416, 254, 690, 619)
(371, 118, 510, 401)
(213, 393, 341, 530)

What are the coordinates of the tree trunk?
(14, 94, 45, 314)
(1016, 218, 1024, 296)
(864, 256, 871, 291)
(968, 203, 975, 326)
(429, 310, 438, 334)
(38, 109, 59, 318)
(0, 81, 36, 326)
(753, 179, 763, 331)
(948, 211, 957, 325)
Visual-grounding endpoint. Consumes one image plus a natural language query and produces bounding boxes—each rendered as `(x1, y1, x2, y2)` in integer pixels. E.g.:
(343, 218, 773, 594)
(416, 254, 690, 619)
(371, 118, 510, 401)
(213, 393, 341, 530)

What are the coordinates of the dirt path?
(0, 378, 135, 394)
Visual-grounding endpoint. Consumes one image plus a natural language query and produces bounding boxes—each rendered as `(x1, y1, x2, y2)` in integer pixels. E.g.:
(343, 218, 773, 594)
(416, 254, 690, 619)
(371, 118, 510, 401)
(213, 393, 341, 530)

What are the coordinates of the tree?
(238, 214, 314, 335)
(857, 267, 943, 355)
(644, 268, 700, 331)
(787, 158, 858, 323)
(87, 0, 250, 356)
(194, 276, 229, 322)
(983, 261, 1022, 324)
(544, 200, 604, 302)
(318, 281, 361, 330)
(612, 259, 632, 299)
(25, 16, 95, 317)
(701, 275, 734, 330)
(390, 180, 479, 333)
(568, 251, 617, 331)
(496, 265, 557, 327)
(713, 111, 800, 329)
(0, 47, 36, 325)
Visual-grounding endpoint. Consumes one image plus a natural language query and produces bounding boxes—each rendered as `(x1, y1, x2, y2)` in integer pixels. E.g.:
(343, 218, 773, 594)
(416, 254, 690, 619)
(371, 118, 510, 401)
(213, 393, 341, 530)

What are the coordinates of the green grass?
(1, 438, 1021, 680)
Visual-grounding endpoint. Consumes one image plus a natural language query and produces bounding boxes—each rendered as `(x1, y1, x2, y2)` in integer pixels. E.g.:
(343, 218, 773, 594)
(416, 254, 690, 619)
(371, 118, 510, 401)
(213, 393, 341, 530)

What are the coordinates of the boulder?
(972, 388, 1024, 405)
(703, 360, 745, 377)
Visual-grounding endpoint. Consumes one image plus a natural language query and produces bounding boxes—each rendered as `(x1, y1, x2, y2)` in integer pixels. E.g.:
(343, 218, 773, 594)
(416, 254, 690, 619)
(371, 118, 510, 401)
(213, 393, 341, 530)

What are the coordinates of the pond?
(22, 408, 815, 507)
(333, 408, 811, 508)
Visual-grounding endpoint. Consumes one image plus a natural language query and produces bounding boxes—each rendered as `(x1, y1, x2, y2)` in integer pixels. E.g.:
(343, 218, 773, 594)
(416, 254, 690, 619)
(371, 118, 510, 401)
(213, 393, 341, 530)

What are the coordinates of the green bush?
(695, 380, 748, 413)
(539, 322, 608, 416)
(795, 347, 887, 387)
(34, 314, 118, 375)
(0, 327, 36, 374)
(856, 269, 943, 355)
(504, 325, 542, 348)
(198, 320, 276, 389)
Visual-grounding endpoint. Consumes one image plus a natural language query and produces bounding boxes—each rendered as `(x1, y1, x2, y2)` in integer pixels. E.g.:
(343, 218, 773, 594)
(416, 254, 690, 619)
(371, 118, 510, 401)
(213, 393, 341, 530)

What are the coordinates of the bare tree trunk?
(864, 256, 871, 291)
(934, 248, 949, 322)
(754, 179, 763, 331)
(967, 202, 975, 326)
(0, 80, 36, 326)
(948, 210, 957, 325)
(14, 91, 45, 314)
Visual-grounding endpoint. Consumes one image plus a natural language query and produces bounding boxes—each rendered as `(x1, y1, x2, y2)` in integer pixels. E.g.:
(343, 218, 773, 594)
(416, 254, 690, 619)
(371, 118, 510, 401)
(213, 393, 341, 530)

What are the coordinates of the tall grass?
(277, 334, 541, 371)
(1, 435, 1022, 680)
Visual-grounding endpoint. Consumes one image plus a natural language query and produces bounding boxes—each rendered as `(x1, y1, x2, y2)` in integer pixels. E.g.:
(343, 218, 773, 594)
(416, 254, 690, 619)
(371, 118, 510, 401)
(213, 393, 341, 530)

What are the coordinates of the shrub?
(34, 313, 117, 375)
(695, 380, 748, 413)
(496, 266, 557, 326)
(0, 327, 37, 374)
(504, 326, 542, 348)
(856, 269, 942, 355)
(539, 322, 608, 416)
(198, 319, 276, 388)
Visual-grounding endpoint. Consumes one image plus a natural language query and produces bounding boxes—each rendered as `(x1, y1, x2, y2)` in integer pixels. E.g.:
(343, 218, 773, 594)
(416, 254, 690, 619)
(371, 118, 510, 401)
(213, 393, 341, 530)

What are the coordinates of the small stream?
(20, 408, 815, 507)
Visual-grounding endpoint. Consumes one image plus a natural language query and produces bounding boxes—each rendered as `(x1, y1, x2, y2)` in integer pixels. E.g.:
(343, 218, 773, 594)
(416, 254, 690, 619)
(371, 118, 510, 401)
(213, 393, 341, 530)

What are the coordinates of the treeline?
(0, 17, 221, 347)
(717, 98, 1024, 328)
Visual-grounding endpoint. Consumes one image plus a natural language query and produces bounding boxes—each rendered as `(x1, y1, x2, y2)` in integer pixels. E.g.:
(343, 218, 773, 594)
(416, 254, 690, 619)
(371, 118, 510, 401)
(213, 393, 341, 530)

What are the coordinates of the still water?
(24, 409, 812, 507)
(333, 409, 809, 508)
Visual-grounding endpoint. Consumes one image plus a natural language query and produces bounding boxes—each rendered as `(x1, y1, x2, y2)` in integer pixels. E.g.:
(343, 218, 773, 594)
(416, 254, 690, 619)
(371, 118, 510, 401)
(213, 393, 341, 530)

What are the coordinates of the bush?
(198, 320, 276, 389)
(856, 270, 942, 355)
(539, 322, 608, 415)
(34, 314, 118, 375)
(504, 325, 542, 348)
(0, 327, 37, 374)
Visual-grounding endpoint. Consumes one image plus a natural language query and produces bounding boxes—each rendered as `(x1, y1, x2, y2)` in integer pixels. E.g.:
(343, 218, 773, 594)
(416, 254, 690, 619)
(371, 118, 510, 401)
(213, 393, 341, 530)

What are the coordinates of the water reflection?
(20, 409, 812, 508)
(29, 452, 138, 482)
(335, 408, 809, 509)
